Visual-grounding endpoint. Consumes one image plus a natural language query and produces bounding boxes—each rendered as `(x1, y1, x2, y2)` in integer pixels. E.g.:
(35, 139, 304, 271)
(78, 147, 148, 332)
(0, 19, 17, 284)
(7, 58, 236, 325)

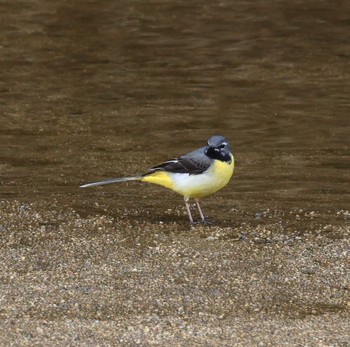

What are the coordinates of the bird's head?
(205, 135, 232, 162)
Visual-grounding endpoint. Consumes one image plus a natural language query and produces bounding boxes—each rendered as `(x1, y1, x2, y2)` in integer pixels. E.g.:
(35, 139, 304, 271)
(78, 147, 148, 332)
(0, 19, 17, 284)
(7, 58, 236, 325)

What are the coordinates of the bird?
(80, 135, 234, 224)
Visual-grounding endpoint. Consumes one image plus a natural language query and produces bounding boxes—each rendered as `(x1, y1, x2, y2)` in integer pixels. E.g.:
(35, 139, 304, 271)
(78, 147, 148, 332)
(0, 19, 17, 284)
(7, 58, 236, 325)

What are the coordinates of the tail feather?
(80, 176, 141, 188)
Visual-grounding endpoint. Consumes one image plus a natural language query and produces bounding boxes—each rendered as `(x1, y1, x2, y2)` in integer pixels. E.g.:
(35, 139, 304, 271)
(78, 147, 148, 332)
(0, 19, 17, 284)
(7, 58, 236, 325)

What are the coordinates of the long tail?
(80, 176, 141, 188)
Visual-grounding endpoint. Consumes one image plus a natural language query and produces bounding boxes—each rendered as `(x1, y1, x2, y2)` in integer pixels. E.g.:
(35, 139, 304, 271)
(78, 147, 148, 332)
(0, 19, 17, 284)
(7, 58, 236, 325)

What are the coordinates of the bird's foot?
(191, 218, 214, 225)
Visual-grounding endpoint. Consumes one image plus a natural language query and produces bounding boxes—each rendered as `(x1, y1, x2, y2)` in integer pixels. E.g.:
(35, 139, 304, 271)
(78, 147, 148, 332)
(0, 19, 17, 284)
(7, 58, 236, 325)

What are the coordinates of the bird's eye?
(219, 144, 226, 149)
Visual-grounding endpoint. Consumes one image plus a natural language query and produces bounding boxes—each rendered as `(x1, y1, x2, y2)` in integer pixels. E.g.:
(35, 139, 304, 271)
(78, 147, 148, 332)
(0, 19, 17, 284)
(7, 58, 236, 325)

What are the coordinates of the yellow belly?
(141, 154, 234, 199)
(177, 155, 234, 198)
(141, 171, 174, 189)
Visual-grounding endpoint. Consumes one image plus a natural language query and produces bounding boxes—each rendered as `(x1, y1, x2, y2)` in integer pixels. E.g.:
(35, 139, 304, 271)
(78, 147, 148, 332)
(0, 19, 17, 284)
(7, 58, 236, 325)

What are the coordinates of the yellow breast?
(209, 154, 235, 189)
(141, 154, 234, 199)
(191, 154, 234, 198)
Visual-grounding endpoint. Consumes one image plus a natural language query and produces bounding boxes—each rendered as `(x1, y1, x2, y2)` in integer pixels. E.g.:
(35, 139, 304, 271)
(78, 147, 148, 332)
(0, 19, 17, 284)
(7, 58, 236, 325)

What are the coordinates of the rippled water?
(1, 0, 349, 222)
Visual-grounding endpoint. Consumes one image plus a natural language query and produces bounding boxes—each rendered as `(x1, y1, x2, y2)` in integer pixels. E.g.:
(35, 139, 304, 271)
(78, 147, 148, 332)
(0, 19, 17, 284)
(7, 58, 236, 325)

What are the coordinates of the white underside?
(169, 170, 227, 199)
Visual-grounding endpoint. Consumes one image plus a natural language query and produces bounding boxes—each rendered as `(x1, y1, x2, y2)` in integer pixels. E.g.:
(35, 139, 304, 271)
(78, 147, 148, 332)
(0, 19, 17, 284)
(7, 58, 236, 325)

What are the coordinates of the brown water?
(1, 0, 349, 222)
(1, 2, 350, 345)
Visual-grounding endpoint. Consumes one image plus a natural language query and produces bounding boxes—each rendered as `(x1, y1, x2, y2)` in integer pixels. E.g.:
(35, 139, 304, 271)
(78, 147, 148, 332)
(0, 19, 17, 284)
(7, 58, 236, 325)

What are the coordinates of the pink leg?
(184, 197, 194, 223)
(195, 198, 205, 222)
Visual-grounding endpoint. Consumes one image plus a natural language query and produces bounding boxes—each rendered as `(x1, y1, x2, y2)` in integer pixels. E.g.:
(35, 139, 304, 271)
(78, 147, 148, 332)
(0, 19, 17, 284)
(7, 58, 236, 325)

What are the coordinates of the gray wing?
(143, 146, 211, 176)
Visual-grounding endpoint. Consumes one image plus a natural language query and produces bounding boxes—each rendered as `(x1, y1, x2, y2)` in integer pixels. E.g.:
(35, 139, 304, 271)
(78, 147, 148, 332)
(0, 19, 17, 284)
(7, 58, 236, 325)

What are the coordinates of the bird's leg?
(184, 197, 194, 224)
(195, 198, 206, 222)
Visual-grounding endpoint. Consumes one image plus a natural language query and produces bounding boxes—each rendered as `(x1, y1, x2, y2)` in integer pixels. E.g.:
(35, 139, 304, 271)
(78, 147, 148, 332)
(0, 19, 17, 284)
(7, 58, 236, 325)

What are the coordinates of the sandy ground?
(0, 200, 348, 346)
(1, 0, 349, 345)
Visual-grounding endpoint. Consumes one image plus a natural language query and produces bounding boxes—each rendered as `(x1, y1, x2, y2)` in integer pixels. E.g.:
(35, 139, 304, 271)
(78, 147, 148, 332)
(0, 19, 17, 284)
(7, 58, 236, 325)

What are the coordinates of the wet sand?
(1, 0, 349, 345)
(0, 200, 349, 345)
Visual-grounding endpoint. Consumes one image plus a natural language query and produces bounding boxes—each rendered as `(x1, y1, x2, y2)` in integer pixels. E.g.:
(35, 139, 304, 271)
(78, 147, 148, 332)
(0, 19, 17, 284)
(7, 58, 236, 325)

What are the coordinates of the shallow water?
(0, 0, 349, 221)
(1, 2, 350, 345)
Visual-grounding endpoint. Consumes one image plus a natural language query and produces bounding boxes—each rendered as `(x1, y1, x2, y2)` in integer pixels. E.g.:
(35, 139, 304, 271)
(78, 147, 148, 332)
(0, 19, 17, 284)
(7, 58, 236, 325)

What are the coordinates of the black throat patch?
(205, 147, 231, 163)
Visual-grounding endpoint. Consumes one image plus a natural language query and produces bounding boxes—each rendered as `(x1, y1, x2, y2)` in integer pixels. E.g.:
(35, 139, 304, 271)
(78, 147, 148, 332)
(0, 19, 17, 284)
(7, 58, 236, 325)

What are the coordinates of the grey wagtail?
(80, 135, 234, 223)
